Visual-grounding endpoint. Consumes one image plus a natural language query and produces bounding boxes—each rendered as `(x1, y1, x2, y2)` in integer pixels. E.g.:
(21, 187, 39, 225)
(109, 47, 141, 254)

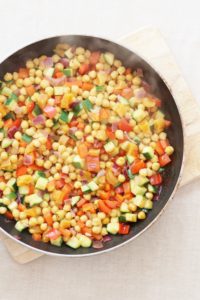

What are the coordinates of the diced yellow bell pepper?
(25, 207, 39, 217)
(25, 144, 35, 154)
(60, 219, 71, 229)
(37, 94, 48, 108)
(61, 93, 74, 109)
(1, 159, 13, 171)
(88, 112, 100, 122)
(127, 143, 139, 156)
(17, 175, 33, 186)
(97, 72, 107, 85)
(106, 170, 118, 186)
(109, 147, 119, 157)
(143, 97, 156, 108)
(154, 119, 165, 133)
(115, 81, 127, 89)
(139, 120, 151, 134)
(88, 149, 100, 156)
(0, 103, 8, 117)
(115, 103, 129, 117)
(51, 190, 63, 206)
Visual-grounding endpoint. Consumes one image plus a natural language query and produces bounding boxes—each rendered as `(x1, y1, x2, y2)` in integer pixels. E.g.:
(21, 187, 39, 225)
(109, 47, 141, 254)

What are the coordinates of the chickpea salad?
(0, 44, 174, 249)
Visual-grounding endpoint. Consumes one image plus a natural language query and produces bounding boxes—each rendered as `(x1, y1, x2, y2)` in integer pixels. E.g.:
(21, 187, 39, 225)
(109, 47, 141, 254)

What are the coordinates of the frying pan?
(0, 35, 184, 256)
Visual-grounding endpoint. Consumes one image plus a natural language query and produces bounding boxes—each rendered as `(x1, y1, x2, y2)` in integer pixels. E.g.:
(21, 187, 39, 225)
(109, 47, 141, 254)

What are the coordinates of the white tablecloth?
(0, 1, 200, 299)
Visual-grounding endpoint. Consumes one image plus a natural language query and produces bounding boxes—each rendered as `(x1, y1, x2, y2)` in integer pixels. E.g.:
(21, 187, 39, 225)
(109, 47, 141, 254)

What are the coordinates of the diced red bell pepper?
(43, 106, 56, 118)
(150, 173, 163, 185)
(119, 223, 130, 235)
(121, 88, 133, 99)
(106, 127, 115, 140)
(165, 120, 171, 127)
(118, 118, 133, 132)
(5, 211, 14, 220)
(152, 97, 161, 107)
(12, 119, 21, 128)
(55, 179, 65, 189)
(159, 153, 171, 167)
(46, 228, 61, 240)
(115, 186, 124, 194)
(27, 101, 35, 113)
(79, 64, 90, 75)
(90, 51, 100, 65)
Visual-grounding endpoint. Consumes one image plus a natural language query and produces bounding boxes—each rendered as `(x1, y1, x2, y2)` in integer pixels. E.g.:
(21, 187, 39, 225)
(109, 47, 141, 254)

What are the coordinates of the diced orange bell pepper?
(44, 213, 53, 226)
(130, 159, 146, 174)
(32, 233, 42, 241)
(86, 156, 100, 173)
(98, 190, 110, 200)
(77, 143, 88, 158)
(155, 141, 165, 155)
(26, 85, 35, 96)
(82, 227, 92, 236)
(82, 203, 96, 213)
(104, 200, 119, 209)
(121, 87, 133, 99)
(82, 82, 93, 91)
(123, 182, 131, 194)
(98, 200, 111, 214)
(16, 166, 28, 177)
(77, 198, 87, 208)
(99, 108, 110, 122)
(18, 68, 29, 79)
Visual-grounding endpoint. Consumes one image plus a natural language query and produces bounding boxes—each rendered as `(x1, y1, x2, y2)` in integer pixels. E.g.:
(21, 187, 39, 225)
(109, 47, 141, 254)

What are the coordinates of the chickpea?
(102, 99, 110, 108)
(116, 157, 126, 166)
(115, 130, 124, 140)
(44, 161, 52, 169)
(75, 130, 83, 139)
(69, 173, 76, 180)
(23, 78, 32, 87)
(0, 207, 7, 214)
(4, 72, 13, 81)
(138, 211, 146, 220)
(84, 125, 91, 134)
(86, 135, 94, 143)
(118, 174, 126, 183)
(1, 152, 8, 160)
(165, 146, 174, 155)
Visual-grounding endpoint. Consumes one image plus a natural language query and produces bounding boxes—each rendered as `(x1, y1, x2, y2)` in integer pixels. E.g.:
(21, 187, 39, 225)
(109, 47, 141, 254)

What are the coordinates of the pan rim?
(0, 34, 185, 257)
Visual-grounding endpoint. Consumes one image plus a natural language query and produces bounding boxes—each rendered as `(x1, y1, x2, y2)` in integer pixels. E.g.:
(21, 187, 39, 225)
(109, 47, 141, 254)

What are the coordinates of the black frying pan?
(0, 35, 184, 256)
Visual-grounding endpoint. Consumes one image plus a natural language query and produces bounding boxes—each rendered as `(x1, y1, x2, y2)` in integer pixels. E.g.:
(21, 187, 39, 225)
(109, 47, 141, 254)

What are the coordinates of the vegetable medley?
(0, 43, 174, 249)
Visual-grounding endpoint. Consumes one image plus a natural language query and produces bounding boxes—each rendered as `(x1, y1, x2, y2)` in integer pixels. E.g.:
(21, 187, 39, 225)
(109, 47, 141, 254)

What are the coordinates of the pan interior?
(0, 35, 184, 256)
